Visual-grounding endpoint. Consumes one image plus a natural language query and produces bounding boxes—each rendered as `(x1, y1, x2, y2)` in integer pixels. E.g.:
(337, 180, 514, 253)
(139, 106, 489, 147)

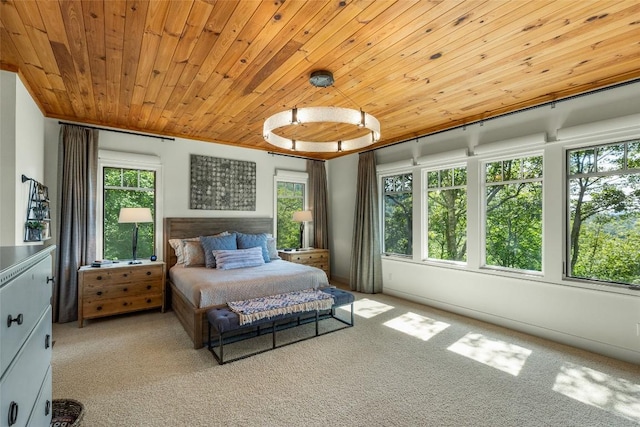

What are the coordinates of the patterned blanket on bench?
(228, 289, 335, 325)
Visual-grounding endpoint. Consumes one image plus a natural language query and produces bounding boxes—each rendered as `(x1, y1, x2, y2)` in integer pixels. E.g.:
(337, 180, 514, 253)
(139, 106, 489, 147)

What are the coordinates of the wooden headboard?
(163, 217, 274, 270)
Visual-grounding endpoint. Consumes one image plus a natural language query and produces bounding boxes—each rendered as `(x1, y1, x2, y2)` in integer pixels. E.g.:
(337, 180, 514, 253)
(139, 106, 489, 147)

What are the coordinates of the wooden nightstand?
(278, 248, 330, 279)
(77, 261, 165, 327)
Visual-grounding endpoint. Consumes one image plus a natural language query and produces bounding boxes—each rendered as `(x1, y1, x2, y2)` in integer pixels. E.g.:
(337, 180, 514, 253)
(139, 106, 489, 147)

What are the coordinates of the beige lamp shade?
(292, 210, 313, 222)
(118, 207, 153, 223)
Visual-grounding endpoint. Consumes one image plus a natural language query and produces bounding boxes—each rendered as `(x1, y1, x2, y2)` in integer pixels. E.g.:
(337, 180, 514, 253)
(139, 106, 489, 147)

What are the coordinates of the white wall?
(42, 120, 307, 259)
(327, 80, 640, 364)
(0, 71, 46, 246)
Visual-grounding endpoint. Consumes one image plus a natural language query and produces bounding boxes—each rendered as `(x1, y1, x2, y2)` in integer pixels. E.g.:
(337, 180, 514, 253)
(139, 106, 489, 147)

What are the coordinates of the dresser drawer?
(27, 366, 52, 427)
(0, 307, 52, 427)
(81, 264, 163, 288)
(82, 293, 164, 319)
(82, 278, 163, 300)
(287, 252, 329, 264)
(0, 257, 51, 375)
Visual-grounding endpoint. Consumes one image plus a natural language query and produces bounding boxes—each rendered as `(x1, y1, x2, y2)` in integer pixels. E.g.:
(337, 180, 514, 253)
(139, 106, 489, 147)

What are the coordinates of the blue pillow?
(200, 233, 237, 268)
(213, 247, 265, 270)
(236, 232, 270, 263)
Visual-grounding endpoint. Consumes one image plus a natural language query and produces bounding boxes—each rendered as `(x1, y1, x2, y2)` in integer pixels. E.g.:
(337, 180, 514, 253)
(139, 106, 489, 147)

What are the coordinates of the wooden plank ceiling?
(1, 0, 639, 160)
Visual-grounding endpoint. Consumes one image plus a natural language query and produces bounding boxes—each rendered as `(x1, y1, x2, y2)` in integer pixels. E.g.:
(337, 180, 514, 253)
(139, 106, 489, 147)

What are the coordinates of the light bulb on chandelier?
(263, 71, 381, 153)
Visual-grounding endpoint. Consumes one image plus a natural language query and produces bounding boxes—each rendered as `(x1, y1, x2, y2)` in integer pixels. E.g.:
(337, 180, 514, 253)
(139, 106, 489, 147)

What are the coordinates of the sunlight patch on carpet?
(553, 362, 640, 423)
(337, 298, 393, 319)
(383, 312, 450, 341)
(447, 332, 532, 376)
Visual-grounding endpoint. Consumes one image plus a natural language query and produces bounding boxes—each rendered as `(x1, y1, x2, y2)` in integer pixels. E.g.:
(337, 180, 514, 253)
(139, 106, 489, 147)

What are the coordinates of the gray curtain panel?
(53, 124, 98, 323)
(349, 151, 382, 293)
(307, 159, 328, 249)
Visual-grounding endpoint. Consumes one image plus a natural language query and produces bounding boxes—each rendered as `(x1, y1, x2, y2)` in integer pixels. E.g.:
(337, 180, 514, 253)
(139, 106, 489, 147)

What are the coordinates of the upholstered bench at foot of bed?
(207, 288, 354, 364)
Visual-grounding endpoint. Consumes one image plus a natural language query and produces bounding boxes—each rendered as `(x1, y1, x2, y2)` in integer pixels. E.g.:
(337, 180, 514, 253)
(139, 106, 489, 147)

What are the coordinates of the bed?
(163, 217, 329, 348)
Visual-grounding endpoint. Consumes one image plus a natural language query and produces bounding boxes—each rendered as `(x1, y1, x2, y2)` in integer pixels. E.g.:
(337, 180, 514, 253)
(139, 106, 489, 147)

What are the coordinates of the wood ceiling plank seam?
(33, 0, 87, 117)
(3, 3, 64, 115)
(0, 1, 46, 71)
(186, 0, 343, 133)
(146, 1, 249, 131)
(138, 0, 200, 130)
(155, 0, 235, 132)
(81, 0, 108, 122)
(340, 1, 635, 120)
(166, 0, 278, 129)
(415, 10, 640, 116)
(242, 0, 394, 103)
(58, 0, 98, 117)
(374, 48, 640, 147)
(373, 72, 640, 154)
(0, 26, 21, 72)
(128, 0, 172, 127)
(117, 0, 150, 126)
(104, 0, 126, 125)
(212, 0, 397, 141)
(225, 0, 470, 132)
(185, 0, 332, 133)
(215, 0, 419, 123)
(448, 2, 640, 85)
(218, 1, 471, 142)
(12, 0, 64, 93)
(202, 0, 310, 103)
(328, 1, 548, 111)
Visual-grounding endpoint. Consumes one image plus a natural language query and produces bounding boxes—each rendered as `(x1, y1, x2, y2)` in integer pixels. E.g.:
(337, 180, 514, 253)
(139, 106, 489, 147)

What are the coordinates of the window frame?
(273, 170, 308, 249)
(379, 169, 414, 258)
(480, 151, 544, 276)
(97, 150, 163, 261)
(564, 139, 640, 288)
(422, 162, 468, 265)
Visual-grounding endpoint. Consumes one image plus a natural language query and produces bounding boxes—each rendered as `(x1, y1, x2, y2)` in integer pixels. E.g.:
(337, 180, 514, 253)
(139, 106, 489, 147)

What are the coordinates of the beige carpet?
(52, 291, 640, 426)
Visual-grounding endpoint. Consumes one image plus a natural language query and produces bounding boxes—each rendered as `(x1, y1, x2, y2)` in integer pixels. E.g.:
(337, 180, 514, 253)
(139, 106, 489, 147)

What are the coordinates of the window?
(383, 173, 413, 256)
(102, 167, 156, 260)
(425, 166, 467, 262)
(567, 140, 640, 286)
(484, 155, 543, 272)
(274, 172, 307, 249)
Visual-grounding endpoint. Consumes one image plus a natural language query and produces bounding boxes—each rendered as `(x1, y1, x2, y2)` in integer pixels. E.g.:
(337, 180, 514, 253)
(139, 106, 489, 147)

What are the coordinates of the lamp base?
(128, 260, 142, 265)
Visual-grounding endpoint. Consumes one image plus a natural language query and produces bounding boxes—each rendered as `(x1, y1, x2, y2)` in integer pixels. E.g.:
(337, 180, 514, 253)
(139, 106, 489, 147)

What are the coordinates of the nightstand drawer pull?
(147, 285, 152, 290)
(97, 275, 103, 280)
(97, 306, 103, 311)
(123, 302, 128, 306)
(146, 271, 152, 276)
(146, 298, 152, 303)
(7, 313, 23, 327)
(8, 401, 18, 426)
(123, 287, 128, 292)
(45, 334, 51, 348)
(97, 291, 103, 296)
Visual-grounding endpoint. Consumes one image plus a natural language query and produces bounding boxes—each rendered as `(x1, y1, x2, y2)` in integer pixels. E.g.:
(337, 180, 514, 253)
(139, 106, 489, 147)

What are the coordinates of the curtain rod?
(58, 121, 175, 142)
(268, 151, 325, 162)
(363, 77, 640, 154)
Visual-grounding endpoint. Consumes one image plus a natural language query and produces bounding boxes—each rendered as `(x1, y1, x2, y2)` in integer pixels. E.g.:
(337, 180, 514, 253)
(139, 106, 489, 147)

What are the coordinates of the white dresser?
(0, 245, 55, 427)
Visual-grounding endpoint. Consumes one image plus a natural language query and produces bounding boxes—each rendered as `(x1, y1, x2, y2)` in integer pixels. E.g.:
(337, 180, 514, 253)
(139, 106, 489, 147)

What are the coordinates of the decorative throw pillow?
(212, 247, 265, 270)
(169, 232, 229, 265)
(200, 233, 237, 268)
(266, 237, 281, 260)
(182, 240, 206, 267)
(168, 237, 199, 265)
(236, 232, 270, 263)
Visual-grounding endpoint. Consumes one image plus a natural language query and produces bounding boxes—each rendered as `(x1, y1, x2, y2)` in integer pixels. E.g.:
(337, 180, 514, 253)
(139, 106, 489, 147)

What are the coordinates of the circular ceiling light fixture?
(263, 71, 380, 153)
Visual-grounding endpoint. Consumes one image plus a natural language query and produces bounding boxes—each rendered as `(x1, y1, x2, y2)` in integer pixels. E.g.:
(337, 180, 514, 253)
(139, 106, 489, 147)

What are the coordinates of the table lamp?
(292, 210, 313, 250)
(118, 207, 153, 264)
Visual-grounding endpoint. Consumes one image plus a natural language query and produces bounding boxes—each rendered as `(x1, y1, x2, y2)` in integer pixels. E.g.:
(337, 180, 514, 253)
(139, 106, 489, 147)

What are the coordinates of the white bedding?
(169, 259, 329, 308)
